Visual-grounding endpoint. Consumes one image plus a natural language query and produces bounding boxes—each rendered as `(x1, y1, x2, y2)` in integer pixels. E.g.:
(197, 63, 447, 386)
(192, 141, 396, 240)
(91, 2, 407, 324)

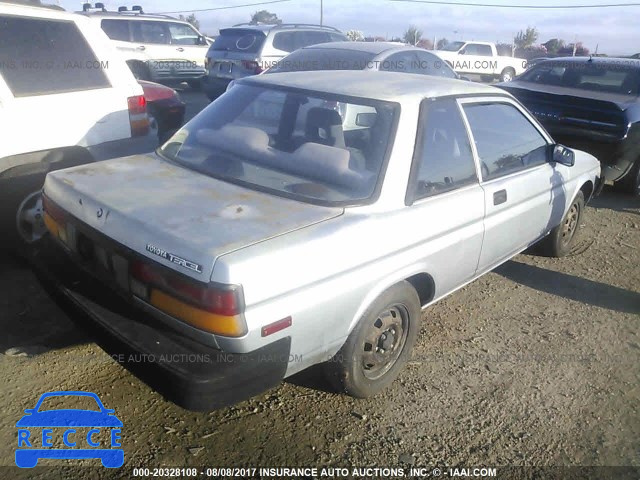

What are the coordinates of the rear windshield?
(159, 83, 398, 206)
(0, 15, 110, 96)
(266, 48, 376, 73)
(439, 41, 465, 52)
(212, 29, 266, 54)
(520, 61, 640, 96)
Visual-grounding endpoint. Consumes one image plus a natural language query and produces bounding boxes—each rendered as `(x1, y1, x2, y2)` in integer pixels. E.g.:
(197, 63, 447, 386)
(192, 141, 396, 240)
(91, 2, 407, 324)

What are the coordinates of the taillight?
(42, 194, 68, 243)
(130, 259, 246, 336)
(127, 95, 149, 137)
(241, 60, 262, 74)
(42, 194, 67, 224)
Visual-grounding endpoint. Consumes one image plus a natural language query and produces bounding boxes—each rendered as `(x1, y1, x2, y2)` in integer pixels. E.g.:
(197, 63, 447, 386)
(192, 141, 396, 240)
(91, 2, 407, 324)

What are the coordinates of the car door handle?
(176, 47, 184, 52)
(493, 189, 507, 205)
(136, 46, 145, 51)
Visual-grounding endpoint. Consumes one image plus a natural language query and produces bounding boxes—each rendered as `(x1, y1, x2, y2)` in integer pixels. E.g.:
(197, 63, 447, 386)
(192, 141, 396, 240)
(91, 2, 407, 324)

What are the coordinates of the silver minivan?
(202, 23, 347, 100)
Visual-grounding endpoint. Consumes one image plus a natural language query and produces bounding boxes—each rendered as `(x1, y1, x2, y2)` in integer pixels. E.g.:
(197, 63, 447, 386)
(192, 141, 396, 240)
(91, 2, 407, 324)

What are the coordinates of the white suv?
(81, 4, 209, 87)
(0, 2, 150, 251)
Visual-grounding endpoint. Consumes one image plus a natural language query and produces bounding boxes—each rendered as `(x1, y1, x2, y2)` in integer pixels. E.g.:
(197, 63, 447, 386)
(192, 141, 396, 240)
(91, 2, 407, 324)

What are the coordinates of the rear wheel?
(324, 281, 421, 398)
(540, 191, 585, 257)
(500, 67, 516, 82)
(0, 173, 48, 256)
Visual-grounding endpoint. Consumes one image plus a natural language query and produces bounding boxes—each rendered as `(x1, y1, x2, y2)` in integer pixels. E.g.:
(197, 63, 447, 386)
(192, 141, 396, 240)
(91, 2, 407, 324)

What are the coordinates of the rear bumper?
(33, 241, 290, 411)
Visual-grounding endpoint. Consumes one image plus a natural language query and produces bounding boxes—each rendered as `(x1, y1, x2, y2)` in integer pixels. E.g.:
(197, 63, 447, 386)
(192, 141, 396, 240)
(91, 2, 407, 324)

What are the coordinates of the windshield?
(212, 28, 266, 53)
(266, 49, 377, 73)
(440, 41, 465, 52)
(159, 84, 398, 205)
(519, 61, 640, 95)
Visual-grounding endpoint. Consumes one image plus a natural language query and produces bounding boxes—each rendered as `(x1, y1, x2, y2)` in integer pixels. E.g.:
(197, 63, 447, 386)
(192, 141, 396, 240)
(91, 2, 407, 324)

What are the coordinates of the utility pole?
(320, 0, 323, 26)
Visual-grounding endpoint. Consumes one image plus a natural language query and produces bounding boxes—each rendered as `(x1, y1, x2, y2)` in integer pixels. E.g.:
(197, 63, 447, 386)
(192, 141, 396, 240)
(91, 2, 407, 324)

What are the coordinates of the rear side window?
(296, 31, 331, 48)
(167, 22, 200, 45)
(462, 102, 548, 180)
(213, 29, 266, 54)
(132, 21, 169, 44)
(272, 32, 296, 52)
(101, 19, 130, 41)
(408, 98, 477, 201)
(0, 15, 110, 97)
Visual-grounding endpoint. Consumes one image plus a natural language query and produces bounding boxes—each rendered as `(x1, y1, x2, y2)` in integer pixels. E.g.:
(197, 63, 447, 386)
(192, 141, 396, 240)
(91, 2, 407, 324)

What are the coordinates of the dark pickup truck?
(498, 56, 640, 195)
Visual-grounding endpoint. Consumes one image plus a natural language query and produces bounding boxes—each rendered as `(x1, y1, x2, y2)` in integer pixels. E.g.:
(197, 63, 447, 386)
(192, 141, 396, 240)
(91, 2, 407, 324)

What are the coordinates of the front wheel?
(540, 191, 585, 257)
(324, 281, 421, 398)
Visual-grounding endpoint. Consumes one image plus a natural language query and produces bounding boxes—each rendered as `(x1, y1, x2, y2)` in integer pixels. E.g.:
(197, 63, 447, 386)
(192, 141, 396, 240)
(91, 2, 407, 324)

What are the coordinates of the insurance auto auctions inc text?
(242, 466, 497, 478)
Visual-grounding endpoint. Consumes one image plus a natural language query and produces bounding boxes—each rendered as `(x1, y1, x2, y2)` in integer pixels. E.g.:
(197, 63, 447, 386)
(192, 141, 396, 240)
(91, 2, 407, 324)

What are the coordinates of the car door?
(130, 20, 173, 62)
(459, 98, 564, 273)
(472, 44, 494, 75)
(405, 98, 485, 298)
(166, 21, 208, 69)
(458, 43, 486, 75)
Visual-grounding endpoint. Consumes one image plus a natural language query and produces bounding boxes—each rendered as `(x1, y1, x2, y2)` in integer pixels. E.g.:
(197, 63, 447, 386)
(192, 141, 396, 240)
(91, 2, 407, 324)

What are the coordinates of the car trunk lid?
(43, 153, 343, 280)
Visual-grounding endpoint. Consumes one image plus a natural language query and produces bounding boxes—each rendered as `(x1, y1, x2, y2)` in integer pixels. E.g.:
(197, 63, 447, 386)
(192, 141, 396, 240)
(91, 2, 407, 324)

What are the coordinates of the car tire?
(615, 159, 640, 196)
(324, 281, 421, 398)
(0, 173, 48, 256)
(500, 67, 516, 82)
(540, 190, 585, 257)
(188, 79, 202, 90)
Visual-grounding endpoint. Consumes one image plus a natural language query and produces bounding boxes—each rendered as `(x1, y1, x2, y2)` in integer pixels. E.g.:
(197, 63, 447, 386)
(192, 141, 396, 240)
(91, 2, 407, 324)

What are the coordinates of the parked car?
(0, 2, 150, 252)
(264, 41, 458, 78)
(80, 4, 209, 87)
(139, 81, 186, 144)
(497, 56, 640, 194)
(40, 71, 599, 410)
(435, 41, 527, 82)
(202, 23, 347, 100)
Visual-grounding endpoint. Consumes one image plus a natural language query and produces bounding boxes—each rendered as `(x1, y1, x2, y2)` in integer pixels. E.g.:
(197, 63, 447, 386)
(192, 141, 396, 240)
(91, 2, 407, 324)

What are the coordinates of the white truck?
(434, 41, 527, 82)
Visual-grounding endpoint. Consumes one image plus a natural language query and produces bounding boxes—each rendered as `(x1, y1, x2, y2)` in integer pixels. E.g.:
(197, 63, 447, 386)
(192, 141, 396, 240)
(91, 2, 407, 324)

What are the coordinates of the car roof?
(538, 56, 640, 69)
(242, 70, 500, 102)
(79, 11, 187, 23)
(302, 41, 415, 55)
(223, 23, 342, 33)
(1, 2, 80, 20)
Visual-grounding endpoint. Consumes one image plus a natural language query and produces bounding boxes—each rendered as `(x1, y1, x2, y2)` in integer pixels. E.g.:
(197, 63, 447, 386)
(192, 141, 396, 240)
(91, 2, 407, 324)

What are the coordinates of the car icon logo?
(15, 391, 123, 468)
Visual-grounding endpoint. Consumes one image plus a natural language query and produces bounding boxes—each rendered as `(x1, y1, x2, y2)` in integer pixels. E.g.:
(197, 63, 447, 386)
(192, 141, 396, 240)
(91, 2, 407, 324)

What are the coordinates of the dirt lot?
(0, 187, 638, 479)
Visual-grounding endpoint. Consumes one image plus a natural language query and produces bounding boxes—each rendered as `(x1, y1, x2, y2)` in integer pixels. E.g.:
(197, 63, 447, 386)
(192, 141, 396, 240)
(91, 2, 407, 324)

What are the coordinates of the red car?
(138, 81, 186, 144)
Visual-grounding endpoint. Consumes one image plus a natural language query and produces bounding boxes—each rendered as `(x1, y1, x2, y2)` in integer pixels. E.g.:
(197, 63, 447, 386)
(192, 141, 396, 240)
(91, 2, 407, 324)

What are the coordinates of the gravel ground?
(0, 188, 638, 479)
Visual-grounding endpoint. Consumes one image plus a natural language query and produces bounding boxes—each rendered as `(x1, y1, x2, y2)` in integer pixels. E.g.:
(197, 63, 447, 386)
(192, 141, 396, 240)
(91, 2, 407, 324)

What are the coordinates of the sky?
(58, 0, 640, 55)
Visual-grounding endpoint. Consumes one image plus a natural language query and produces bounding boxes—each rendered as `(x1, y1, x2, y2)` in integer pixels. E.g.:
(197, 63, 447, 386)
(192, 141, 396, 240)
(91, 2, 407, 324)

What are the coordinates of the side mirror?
(550, 144, 575, 166)
(355, 112, 377, 127)
(460, 76, 471, 81)
(198, 35, 207, 45)
(459, 49, 466, 55)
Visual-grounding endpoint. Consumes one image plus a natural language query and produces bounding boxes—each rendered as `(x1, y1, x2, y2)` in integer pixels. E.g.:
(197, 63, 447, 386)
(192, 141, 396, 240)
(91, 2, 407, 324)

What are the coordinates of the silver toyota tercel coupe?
(39, 71, 600, 410)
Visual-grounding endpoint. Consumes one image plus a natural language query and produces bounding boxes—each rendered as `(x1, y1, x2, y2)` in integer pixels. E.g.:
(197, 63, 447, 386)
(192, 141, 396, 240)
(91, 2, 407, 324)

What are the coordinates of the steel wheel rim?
(360, 304, 410, 380)
(16, 191, 46, 244)
(561, 201, 580, 245)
